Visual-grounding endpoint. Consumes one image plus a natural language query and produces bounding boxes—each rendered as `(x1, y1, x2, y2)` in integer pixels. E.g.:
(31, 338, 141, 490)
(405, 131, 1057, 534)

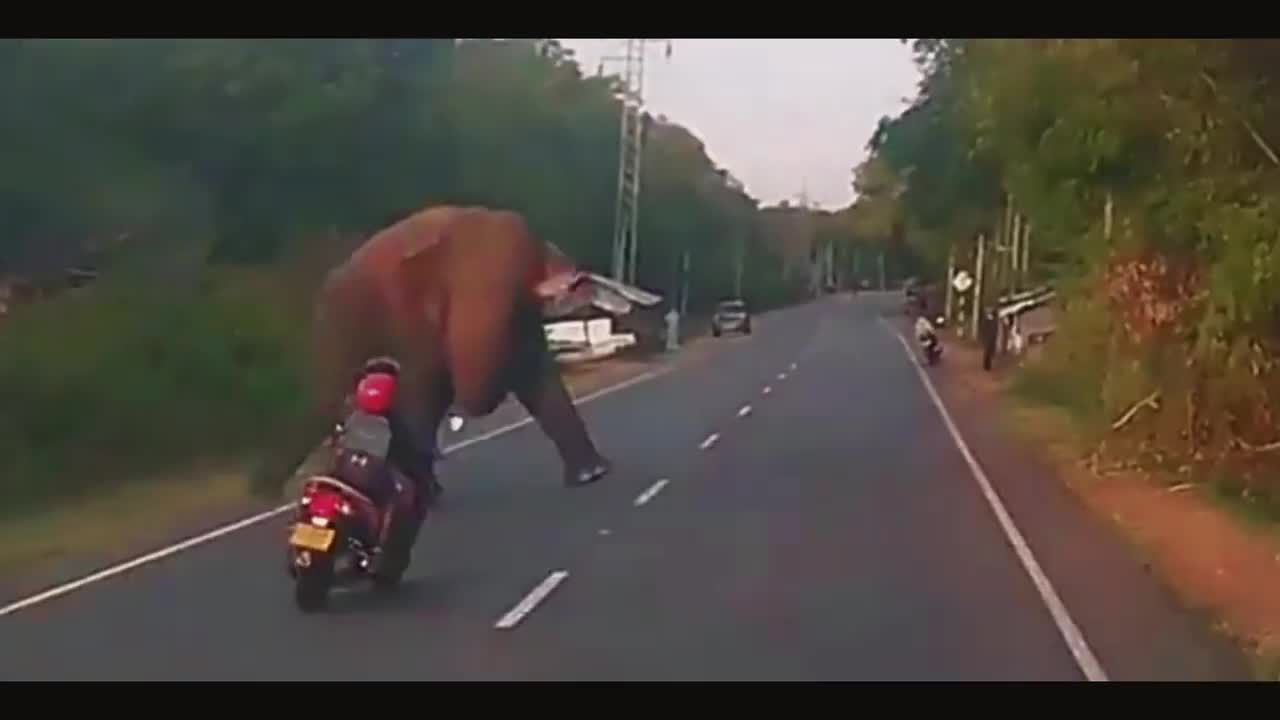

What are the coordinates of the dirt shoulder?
(929, 323, 1280, 679)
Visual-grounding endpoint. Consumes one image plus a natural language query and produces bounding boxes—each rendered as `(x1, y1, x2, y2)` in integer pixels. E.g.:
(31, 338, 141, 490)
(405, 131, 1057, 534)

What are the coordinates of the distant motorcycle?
(286, 357, 421, 613)
(921, 331, 943, 366)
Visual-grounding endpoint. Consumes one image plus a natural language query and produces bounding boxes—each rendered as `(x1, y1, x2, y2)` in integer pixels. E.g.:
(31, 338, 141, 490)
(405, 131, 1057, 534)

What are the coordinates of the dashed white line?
(880, 318, 1108, 682)
(738, 404, 752, 417)
(0, 367, 672, 620)
(634, 479, 670, 507)
(494, 570, 570, 630)
(789, 362, 797, 371)
(763, 386, 773, 395)
(699, 433, 720, 450)
(777, 372, 788, 381)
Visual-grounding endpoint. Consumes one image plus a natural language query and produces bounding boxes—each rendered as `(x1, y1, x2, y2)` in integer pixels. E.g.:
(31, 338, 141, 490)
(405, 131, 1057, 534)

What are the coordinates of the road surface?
(0, 294, 1249, 680)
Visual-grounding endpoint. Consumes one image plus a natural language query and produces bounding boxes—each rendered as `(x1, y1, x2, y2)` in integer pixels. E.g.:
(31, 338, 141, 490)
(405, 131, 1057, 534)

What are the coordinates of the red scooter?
(286, 358, 421, 613)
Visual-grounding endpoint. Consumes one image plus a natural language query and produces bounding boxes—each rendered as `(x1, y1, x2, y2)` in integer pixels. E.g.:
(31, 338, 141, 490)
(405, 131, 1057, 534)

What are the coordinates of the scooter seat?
(305, 475, 377, 508)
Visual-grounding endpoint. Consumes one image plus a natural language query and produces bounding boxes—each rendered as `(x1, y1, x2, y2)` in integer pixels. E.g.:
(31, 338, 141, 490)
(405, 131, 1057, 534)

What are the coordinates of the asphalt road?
(0, 294, 1250, 680)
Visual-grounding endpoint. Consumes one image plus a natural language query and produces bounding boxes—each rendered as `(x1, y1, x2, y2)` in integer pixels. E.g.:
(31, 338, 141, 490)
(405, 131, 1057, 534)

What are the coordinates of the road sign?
(952, 270, 974, 293)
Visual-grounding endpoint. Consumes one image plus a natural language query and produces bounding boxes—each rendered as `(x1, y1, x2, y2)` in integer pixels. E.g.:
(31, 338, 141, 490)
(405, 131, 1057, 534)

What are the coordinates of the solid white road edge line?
(0, 505, 294, 620)
(880, 318, 1108, 682)
(738, 405, 752, 417)
(494, 570, 570, 629)
(699, 433, 720, 450)
(634, 479, 670, 507)
(0, 367, 670, 620)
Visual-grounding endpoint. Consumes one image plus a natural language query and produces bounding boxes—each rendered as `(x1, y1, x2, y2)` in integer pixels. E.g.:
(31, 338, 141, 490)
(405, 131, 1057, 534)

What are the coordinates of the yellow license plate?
(289, 523, 336, 552)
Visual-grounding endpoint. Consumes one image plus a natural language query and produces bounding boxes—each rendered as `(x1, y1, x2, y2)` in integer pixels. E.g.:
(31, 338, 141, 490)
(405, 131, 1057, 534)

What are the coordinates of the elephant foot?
(564, 456, 611, 488)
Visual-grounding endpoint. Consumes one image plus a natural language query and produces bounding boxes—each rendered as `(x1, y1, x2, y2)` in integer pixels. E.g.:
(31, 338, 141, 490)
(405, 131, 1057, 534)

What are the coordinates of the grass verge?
(0, 460, 257, 581)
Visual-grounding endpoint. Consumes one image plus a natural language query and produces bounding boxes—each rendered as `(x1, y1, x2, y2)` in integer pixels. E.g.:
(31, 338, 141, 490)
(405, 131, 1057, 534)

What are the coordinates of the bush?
(1011, 294, 1112, 429)
(0, 277, 306, 513)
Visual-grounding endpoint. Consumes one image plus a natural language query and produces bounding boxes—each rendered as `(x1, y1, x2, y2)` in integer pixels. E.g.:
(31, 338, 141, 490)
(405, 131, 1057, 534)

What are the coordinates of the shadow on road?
(313, 573, 467, 617)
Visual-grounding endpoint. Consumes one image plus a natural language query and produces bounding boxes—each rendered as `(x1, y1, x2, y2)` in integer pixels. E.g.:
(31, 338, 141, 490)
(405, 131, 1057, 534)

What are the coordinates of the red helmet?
(354, 372, 397, 415)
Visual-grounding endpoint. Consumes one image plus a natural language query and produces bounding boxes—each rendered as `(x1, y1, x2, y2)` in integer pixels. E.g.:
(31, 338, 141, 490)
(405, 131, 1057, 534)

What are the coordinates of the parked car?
(711, 299, 752, 337)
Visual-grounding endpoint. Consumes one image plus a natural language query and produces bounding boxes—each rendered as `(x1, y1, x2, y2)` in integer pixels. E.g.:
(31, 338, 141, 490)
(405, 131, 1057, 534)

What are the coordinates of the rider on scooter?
(914, 314, 937, 345)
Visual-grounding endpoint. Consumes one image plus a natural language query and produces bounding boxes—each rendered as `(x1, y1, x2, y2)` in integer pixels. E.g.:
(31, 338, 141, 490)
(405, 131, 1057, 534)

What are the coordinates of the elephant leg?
(376, 359, 452, 574)
(387, 358, 450, 504)
(373, 309, 454, 561)
(508, 304, 610, 487)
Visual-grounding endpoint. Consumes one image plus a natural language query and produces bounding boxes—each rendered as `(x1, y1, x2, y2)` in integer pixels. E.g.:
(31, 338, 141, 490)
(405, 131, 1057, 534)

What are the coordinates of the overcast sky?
(558, 39, 921, 210)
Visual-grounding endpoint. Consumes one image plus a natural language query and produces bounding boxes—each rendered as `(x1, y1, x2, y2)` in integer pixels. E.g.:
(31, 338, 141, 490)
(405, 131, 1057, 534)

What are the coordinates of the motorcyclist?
(914, 314, 937, 344)
(335, 353, 445, 509)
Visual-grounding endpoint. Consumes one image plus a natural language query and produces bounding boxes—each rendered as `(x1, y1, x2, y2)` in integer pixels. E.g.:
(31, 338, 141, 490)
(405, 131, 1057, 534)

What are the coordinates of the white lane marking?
(738, 404, 752, 418)
(0, 368, 670, 620)
(598, 528, 612, 536)
(445, 369, 667, 456)
(0, 505, 292, 620)
(777, 372, 788, 381)
(699, 433, 720, 451)
(763, 386, 772, 395)
(789, 362, 797, 371)
(494, 570, 570, 630)
(634, 479, 670, 507)
(880, 318, 1108, 682)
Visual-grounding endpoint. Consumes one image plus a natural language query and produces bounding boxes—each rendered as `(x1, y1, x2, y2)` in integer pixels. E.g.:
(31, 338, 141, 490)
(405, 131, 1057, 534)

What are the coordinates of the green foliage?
(0, 38, 816, 510)
(864, 38, 1280, 487)
(0, 278, 306, 512)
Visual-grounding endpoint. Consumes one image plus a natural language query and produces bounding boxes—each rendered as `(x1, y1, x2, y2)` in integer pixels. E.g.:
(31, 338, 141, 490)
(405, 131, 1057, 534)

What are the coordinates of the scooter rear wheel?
(294, 556, 334, 612)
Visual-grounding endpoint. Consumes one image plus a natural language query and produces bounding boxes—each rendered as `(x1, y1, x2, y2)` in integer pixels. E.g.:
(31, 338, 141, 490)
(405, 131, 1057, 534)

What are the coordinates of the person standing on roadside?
(979, 307, 998, 372)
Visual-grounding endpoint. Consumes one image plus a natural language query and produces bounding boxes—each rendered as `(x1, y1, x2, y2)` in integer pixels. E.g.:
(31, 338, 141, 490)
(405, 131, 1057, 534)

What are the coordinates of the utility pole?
(830, 243, 837, 290)
(1022, 221, 1032, 286)
(680, 250, 691, 316)
(971, 232, 986, 339)
(733, 232, 745, 297)
(797, 182, 825, 296)
(601, 39, 672, 284)
(1013, 210, 1024, 292)
(944, 244, 956, 322)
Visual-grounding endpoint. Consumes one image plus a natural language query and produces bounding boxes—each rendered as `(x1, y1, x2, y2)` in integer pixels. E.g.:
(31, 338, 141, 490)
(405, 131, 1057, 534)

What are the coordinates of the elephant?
(250, 205, 660, 557)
